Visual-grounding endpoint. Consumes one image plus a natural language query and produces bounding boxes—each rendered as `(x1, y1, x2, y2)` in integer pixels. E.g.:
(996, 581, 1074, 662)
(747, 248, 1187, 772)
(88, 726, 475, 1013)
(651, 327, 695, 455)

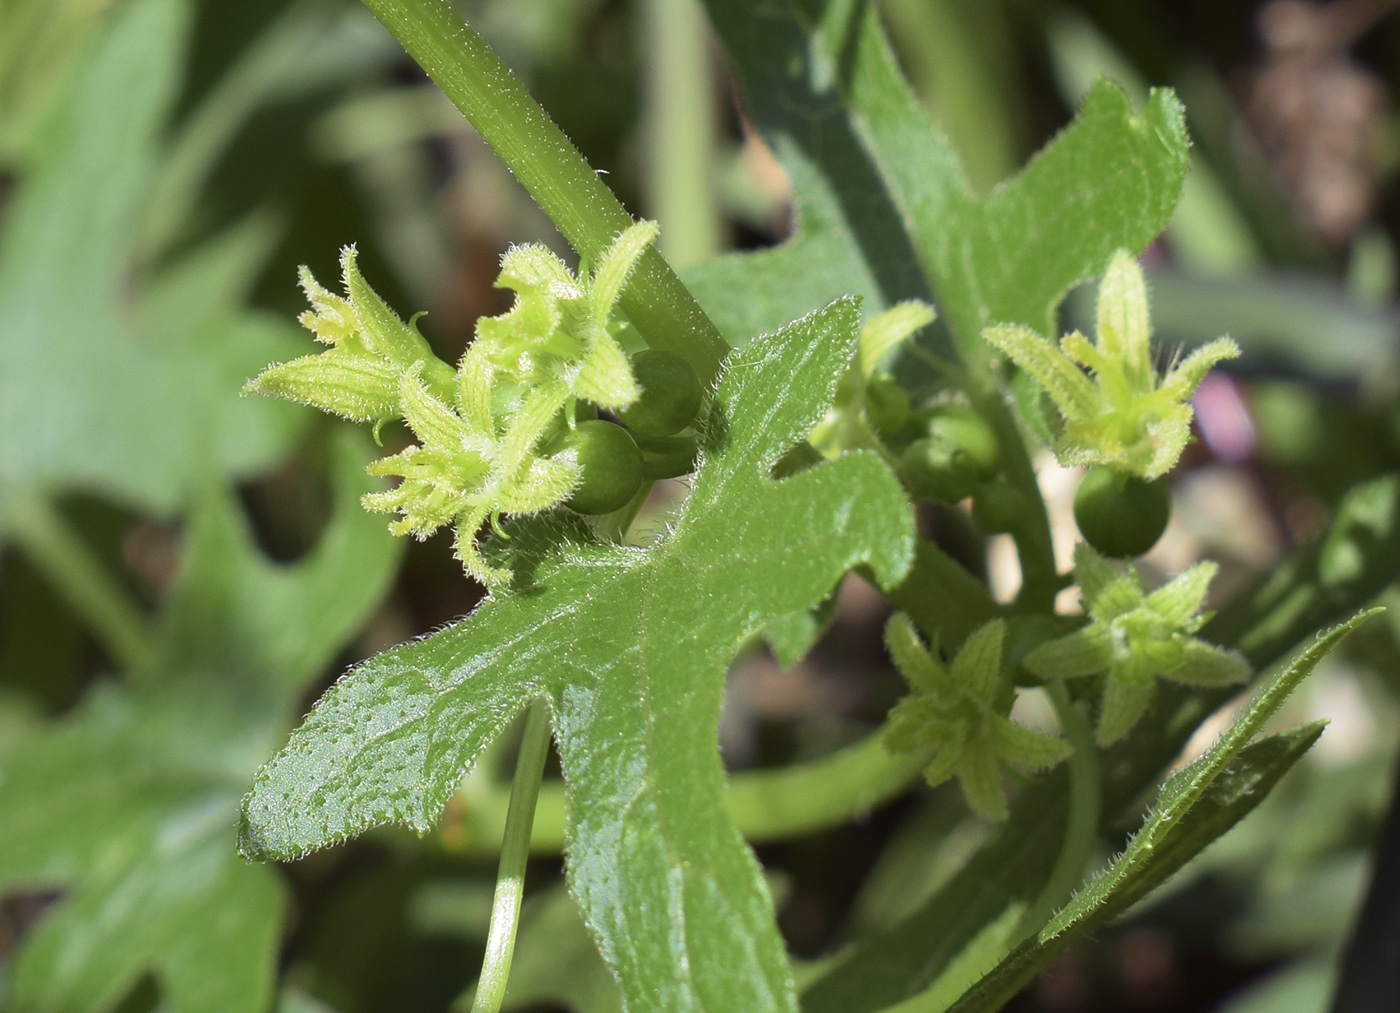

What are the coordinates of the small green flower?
(983, 249, 1239, 479)
(1023, 544, 1250, 746)
(247, 221, 661, 586)
(884, 615, 1071, 821)
(244, 245, 455, 424)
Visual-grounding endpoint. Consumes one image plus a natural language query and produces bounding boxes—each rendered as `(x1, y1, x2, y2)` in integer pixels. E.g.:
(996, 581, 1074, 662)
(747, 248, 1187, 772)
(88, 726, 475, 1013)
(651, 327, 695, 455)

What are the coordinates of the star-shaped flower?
(884, 615, 1072, 821)
(248, 222, 659, 586)
(244, 245, 458, 425)
(983, 249, 1239, 479)
(1024, 544, 1250, 745)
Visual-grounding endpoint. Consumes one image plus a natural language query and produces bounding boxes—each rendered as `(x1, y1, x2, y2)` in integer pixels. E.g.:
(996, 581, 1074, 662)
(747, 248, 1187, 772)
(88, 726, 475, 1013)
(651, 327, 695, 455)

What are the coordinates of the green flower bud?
(546, 420, 644, 515)
(619, 349, 703, 436)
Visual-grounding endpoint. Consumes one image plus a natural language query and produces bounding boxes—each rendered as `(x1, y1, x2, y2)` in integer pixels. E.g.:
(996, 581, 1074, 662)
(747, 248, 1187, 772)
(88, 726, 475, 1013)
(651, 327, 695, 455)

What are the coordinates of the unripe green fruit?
(619, 349, 703, 436)
(899, 405, 1002, 503)
(864, 377, 911, 437)
(546, 420, 644, 515)
(923, 405, 1000, 481)
(972, 481, 1025, 534)
(900, 438, 976, 503)
(1073, 467, 1171, 558)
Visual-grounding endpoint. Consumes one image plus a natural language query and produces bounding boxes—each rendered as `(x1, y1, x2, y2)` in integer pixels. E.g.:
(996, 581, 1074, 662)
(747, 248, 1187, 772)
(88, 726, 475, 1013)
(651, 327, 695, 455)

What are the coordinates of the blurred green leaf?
(0, 431, 400, 1012)
(688, 0, 935, 344)
(240, 299, 915, 1012)
(0, 0, 305, 528)
(695, 0, 1189, 355)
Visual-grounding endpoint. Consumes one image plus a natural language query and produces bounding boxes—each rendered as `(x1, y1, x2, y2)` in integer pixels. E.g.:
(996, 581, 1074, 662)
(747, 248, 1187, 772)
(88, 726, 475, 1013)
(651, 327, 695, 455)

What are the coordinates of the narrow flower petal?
(1096, 677, 1156, 746)
(992, 716, 1073, 769)
(957, 745, 1009, 822)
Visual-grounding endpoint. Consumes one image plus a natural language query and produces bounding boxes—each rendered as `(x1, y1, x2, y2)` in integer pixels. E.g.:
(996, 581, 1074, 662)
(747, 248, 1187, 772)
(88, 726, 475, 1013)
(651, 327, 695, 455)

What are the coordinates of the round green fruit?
(900, 438, 976, 503)
(922, 405, 1000, 481)
(1073, 467, 1171, 558)
(864, 377, 911, 437)
(618, 349, 703, 436)
(546, 420, 644, 515)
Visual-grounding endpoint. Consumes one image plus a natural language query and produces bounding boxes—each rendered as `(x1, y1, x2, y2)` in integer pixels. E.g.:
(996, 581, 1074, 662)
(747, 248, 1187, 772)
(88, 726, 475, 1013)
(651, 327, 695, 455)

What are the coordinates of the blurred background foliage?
(5, 0, 1400, 1010)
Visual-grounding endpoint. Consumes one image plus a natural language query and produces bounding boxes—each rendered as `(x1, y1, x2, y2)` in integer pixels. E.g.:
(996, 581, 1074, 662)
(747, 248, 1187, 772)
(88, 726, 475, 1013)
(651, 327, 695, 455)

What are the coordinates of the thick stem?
(1013, 681, 1100, 943)
(6, 495, 153, 673)
(445, 724, 930, 856)
(358, 0, 729, 383)
(471, 700, 552, 1013)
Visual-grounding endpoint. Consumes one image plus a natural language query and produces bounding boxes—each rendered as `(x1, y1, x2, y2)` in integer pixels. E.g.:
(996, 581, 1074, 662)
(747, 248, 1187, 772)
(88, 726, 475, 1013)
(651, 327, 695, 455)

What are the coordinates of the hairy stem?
(471, 700, 552, 1013)
(445, 725, 931, 856)
(6, 494, 153, 673)
(358, 0, 729, 383)
(1014, 682, 1100, 943)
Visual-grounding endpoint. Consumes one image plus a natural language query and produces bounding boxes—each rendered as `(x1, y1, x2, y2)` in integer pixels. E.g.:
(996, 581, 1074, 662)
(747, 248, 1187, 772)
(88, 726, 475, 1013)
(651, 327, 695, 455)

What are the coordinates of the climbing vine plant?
(230, 1, 1384, 1009)
(1, 1, 1394, 1012)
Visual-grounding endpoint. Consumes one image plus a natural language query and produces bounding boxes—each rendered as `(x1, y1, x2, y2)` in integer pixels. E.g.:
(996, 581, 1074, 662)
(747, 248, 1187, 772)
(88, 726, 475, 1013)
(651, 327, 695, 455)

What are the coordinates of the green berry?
(1073, 467, 1171, 558)
(972, 481, 1025, 534)
(546, 420, 644, 515)
(619, 349, 703, 436)
(899, 406, 1002, 503)
(900, 438, 976, 502)
(923, 405, 1000, 481)
(864, 377, 911, 437)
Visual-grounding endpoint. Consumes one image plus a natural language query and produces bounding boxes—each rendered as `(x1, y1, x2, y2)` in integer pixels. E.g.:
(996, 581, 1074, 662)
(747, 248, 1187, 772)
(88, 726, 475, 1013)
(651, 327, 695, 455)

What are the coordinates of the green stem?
(1013, 681, 1099, 943)
(878, 537, 1001, 650)
(640, 0, 722, 268)
(968, 381, 1059, 612)
(358, 0, 730, 383)
(6, 494, 154, 673)
(471, 700, 552, 1013)
(445, 724, 930, 856)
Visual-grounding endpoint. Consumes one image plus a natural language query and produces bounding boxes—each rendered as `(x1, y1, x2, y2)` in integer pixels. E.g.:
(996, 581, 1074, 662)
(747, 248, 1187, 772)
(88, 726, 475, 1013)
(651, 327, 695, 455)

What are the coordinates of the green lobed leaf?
(0, 431, 399, 1012)
(696, 1, 1189, 354)
(796, 0, 1187, 349)
(0, 0, 304, 528)
(240, 298, 916, 1012)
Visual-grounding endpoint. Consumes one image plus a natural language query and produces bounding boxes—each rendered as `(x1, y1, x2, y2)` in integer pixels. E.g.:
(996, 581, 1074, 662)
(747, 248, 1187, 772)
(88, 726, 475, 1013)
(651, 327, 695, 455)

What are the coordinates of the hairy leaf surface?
(943, 615, 1378, 1011)
(240, 299, 915, 1012)
(695, 0, 1188, 353)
